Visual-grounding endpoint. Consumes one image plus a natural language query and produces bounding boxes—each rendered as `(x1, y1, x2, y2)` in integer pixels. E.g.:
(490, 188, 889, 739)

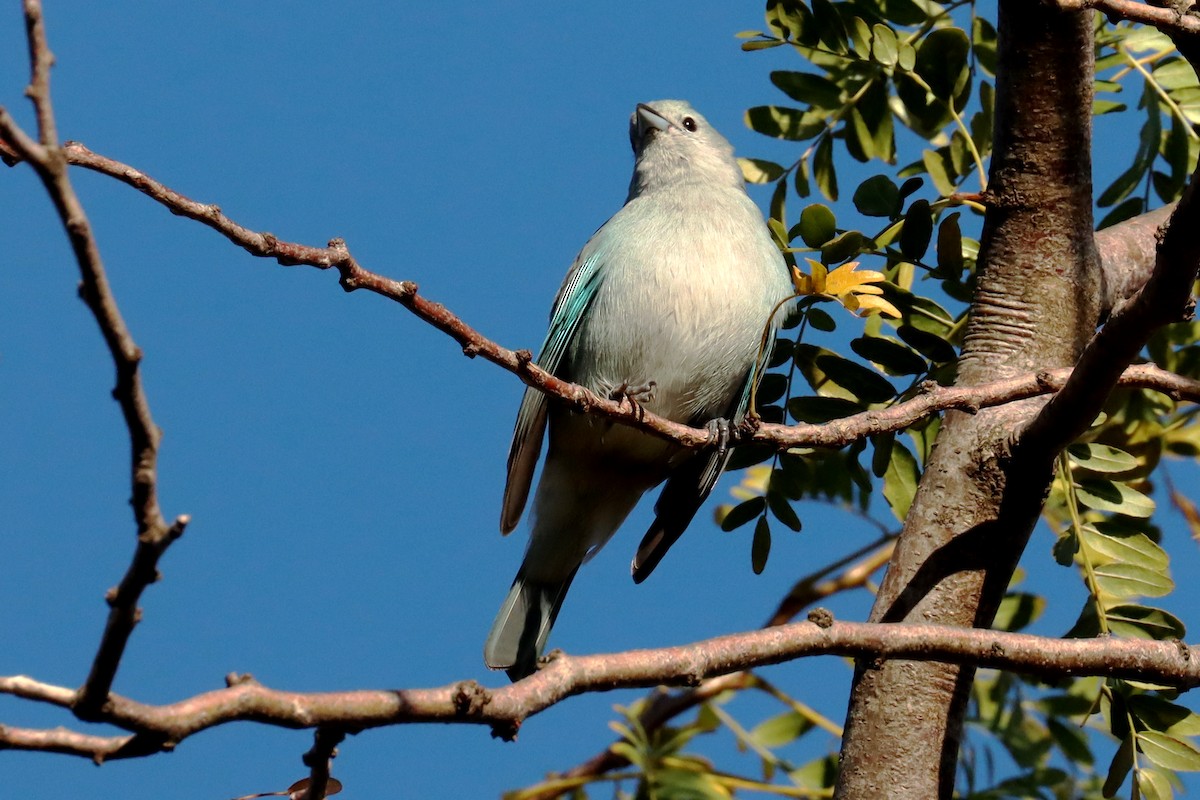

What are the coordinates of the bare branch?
(2, 620, 1198, 762)
(765, 536, 895, 627)
(0, 0, 189, 717)
(1051, 0, 1200, 36)
(755, 362, 1200, 449)
(0, 142, 1196, 456)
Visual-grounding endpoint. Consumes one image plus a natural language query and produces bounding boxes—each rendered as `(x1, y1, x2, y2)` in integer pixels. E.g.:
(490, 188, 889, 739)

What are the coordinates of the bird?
(484, 100, 793, 681)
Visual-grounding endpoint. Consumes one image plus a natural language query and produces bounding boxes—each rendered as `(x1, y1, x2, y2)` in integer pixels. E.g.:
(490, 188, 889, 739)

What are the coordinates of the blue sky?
(2, 2, 1198, 798)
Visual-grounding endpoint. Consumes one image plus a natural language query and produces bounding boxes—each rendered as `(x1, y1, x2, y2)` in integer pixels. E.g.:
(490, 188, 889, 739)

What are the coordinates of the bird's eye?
(682, 117, 697, 132)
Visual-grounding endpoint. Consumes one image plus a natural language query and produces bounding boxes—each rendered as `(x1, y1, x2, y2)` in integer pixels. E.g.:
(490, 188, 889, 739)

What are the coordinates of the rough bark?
(834, 2, 1098, 797)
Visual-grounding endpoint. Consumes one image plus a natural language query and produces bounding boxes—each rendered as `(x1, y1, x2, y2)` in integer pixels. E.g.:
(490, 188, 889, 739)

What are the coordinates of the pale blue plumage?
(485, 100, 793, 680)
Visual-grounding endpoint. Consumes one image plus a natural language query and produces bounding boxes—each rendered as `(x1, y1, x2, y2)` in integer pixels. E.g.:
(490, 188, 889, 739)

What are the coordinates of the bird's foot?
(610, 380, 657, 420)
(706, 417, 731, 461)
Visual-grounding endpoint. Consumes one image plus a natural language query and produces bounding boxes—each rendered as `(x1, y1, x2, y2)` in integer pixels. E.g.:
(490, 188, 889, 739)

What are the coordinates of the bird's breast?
(565, 192, 789, 425)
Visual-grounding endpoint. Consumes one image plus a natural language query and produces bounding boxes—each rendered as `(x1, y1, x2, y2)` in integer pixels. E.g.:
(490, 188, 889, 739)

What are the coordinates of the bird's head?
(627, 100, 743, 195)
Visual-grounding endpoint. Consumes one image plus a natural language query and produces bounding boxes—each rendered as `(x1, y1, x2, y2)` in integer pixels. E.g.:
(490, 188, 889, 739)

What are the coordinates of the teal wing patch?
(499, 253, 606, 533)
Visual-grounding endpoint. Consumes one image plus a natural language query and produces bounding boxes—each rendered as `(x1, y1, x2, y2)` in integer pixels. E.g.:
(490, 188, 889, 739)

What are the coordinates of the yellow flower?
(790, 259, 901, 318)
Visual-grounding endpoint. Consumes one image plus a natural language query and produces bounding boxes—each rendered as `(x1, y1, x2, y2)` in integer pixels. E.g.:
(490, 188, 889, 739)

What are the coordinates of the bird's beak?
(635, 104, 672, 140)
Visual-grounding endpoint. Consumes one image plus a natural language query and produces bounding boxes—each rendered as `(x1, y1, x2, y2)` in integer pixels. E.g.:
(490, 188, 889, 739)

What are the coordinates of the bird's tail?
(484, 565, 579, 681)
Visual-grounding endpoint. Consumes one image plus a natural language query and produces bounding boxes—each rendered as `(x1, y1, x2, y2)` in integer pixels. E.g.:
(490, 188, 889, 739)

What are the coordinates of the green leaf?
(848, 16, 872, 59)
(915, 27, 971, 103)
(899, 199, 933, 260)
(1173, 85, 1200, 125)
(1068, 442, 1139, 473)
(814, 135, 838, 200)
(721, 497, 766, 531)
(820, 230, 868, 263)
(948, 130, 971, 177)
(1138, 767, 1176, 800)
(752, 515, 772, 574)
(1129, 695, 1200, 735)
(921, 148, 956, 196)
(935, 212, 964, 279)
(1075, 480, 1156, 518)
(894, 29, 970, 136)
(745, 106, 825, 141)
(810, 0, 848, 54)
(651, 769, 730, 800)
(1052, 529, 1078, 566)
(794, 157, 811, 197)
(1094, 562, 1173, 599)
(1093, 98, 1126, 115)
(971, 82, 995, 157)
(1138, 731, 1200, 772)
(993, 592, 1044, 632)
(1106, 604, 1187, 640)
(972, 16, 998, 75)
(767, 485, 803, 531)
(898, 176, 923, 200)
(807, 306, 836, 331)
(757, 373, 788, 404)
(897, 324, 957, 363)
(871, 432, 895, 477)
(846, 106, 876, 163)
(751, 711, 815, 747)
(769, 217, 790, 249)
(797, 203, 837, 247)
(850, 335, 928, 376)
(1103, 734, 1135, 798)
(820, 230, 865, 263)
(766, 0, 819, 45)
(1099, 151, 1150, 207)
(770, 70, 844, 109)
(788, 395, 864, 423)
(1080, 525, 1169, 572)
(814, 353, 896, 403)
(1099, 196, 1146, 229)
(769, 338, 793, 367)
(1047, 717, 1093, 766)
(1153, 57, 1199, 92)
(883, 441, 919, 521)
(853, 174, 901, 217)
(739, 157, 785, 184)
(741, 38, 787, 51)
(872, 23, 898, 66)
(770, 178, 787, 229)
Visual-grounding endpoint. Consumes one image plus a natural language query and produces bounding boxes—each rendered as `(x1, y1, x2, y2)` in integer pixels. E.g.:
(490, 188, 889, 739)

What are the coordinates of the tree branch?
(1052, 0, 1200, 36)
(1, 620, 1197, 762)
(1096, 203, 1175, 314)
(1021, 160, 1200, 457)
(0, 0, 189, 717)
(1, 142, 1197, 456)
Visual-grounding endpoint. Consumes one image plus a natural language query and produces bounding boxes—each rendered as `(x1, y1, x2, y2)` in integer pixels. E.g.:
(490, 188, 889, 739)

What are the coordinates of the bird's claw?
(611, 381, 657, 420)
(706, 417, 731, 460)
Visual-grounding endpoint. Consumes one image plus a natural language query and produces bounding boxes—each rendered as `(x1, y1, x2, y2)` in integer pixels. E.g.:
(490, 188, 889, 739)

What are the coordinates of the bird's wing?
(500, 251, 607, 533)
(631, 312, 781, 581)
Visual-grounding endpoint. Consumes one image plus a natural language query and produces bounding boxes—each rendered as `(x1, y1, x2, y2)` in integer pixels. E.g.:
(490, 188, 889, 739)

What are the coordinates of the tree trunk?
(833, 2, 1098, 796)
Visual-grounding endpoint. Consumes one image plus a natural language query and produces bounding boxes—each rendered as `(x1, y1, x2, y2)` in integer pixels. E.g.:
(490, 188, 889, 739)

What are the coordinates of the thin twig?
(299, 727, 345, 800)
(0, 1, 189, 716)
